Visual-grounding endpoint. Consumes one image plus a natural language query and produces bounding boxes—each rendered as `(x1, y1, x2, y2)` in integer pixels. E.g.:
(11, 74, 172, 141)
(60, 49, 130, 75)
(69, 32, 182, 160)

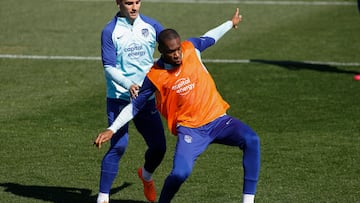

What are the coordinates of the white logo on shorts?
(184, 135, 192, 144)
(226, 119, 232, 125)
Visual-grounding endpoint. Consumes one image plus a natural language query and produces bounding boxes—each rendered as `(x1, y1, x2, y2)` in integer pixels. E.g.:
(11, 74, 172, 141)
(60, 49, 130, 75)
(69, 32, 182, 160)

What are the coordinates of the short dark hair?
(158, 29, 180, 48)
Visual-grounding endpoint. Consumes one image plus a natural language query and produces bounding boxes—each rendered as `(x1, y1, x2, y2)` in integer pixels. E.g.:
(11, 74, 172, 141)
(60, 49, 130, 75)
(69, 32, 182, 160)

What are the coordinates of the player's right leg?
(211, 115, 260, 203)
(133, 98, 166, 174)
(133, 98, 166, 202)
(97, 98, 130, 203)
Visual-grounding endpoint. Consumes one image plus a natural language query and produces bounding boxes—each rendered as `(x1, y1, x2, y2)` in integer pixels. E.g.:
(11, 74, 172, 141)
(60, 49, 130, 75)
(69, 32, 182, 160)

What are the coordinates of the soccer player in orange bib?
(95, 8, 260, 203)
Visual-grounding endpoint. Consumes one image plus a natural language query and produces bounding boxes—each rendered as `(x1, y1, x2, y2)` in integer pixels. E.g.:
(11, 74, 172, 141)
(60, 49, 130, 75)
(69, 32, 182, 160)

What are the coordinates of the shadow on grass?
(250, 59, 360, 75)
(0, 182, 148, 203)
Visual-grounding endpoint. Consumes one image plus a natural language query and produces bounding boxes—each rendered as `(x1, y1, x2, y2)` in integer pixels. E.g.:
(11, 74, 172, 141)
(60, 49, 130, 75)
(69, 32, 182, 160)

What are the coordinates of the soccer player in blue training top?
(95, 8, 260, 203)
(96, 0, 166, 202)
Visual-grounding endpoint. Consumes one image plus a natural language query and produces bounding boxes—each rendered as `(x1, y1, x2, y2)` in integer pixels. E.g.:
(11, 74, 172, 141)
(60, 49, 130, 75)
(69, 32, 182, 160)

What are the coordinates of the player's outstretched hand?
(231, 8, 242, 29)
(94, 129, 114, 149)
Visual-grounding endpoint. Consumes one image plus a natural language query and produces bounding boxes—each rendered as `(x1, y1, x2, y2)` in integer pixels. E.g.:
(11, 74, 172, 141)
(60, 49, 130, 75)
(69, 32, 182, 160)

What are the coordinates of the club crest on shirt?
(142, 28, 149, 37)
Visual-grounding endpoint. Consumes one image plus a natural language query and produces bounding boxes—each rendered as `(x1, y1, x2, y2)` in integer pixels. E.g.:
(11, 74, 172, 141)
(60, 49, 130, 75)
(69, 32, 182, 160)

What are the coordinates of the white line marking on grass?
(146, 0, 356, 6)
(1, 54, 359, 67)
(65, 0, 356, 6)
(0, 54, 101, 61)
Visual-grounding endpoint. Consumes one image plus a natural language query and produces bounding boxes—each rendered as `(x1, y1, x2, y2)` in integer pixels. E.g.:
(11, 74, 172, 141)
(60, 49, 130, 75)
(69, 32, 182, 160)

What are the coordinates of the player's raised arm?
(190, 8, 243, 52)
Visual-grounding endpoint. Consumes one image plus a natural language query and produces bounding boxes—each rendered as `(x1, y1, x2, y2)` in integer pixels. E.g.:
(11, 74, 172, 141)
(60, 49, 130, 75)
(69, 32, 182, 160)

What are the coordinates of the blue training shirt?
(101, 13, 163, 101)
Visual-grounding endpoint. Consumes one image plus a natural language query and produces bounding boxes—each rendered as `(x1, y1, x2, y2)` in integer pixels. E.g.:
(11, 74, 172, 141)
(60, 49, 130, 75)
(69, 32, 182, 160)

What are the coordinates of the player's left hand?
(231, 8, 242, 29)
(94, 129, 114, 149)
(129, 84, 140, 99)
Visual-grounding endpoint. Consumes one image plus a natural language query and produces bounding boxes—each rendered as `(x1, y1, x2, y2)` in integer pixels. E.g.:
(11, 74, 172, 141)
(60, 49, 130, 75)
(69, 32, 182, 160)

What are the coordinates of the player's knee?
(102, 153, 121, 172)
(156, 148, 167, 159)
(149, 140, 167, 155)
(147, 148, 166, 164)
(244, 132, 260, 149)
(149, 141, 166, 154)
(158, 144, 167, 155)
(108, 144, 127, 158)
(170, 168, 191, 182)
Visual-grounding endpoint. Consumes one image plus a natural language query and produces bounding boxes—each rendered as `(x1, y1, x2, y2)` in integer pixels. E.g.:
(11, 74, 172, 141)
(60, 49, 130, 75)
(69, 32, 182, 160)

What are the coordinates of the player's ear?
(116, 0, 121, 7)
